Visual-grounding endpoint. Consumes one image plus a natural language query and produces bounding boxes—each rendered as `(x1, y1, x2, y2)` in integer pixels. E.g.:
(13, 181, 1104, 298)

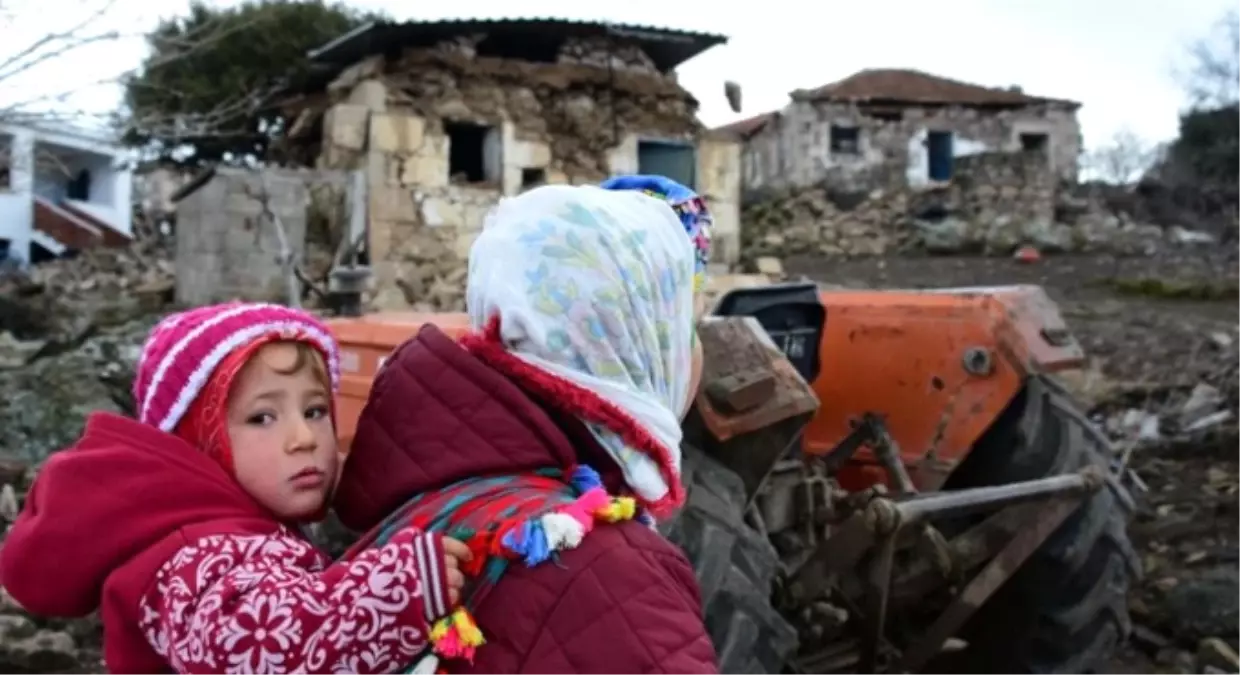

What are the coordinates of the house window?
(520, 167, 546, 190)
(1020, 133, 1049, 152)
(830, 125, 860, 155)
(445, 121, 499, 184)
(0, 133, 11, 189)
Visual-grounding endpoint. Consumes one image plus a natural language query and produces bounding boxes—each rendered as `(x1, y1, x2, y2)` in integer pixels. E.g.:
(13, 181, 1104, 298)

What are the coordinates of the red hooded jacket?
(0, 412, 451, 674)
(335, 324, 718, 674)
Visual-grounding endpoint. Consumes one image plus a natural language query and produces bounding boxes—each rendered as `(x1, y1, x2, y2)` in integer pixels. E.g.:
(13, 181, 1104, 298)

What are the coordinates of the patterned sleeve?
(139, 526, 449, 674)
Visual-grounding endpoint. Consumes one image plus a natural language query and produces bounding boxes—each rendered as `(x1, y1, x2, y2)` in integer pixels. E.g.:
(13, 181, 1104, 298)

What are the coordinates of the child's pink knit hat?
(133, 302, 341, 433)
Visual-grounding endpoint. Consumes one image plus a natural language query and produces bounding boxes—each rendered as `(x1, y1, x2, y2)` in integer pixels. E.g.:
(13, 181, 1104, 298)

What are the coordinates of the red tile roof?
(793, 68, 1079, 108)
(712, 111, 778, 138)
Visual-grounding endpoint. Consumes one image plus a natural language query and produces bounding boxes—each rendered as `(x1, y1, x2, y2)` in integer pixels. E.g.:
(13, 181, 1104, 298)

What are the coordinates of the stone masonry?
(726, 69, 1083, 198)
(741, 150, 1171, 264)
(295, 29, 742, 312)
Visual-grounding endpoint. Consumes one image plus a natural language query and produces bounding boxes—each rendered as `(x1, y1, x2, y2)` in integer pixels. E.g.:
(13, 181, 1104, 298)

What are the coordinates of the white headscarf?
(466, 184, 697, 511)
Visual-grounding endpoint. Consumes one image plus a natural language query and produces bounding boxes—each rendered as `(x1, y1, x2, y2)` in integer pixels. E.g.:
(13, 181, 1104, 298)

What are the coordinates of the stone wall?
(309, 40, 742, 311)
(174, 167, 348, 306)
(742, 150, 1170, 263)
(741, 100, 1081, 196)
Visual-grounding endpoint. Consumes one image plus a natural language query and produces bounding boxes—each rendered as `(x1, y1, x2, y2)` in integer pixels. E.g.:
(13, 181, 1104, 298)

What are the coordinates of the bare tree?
(0, 0, 257, 155)
(1085, 128, 1161, 185)
(1179, 8, 1240, 109)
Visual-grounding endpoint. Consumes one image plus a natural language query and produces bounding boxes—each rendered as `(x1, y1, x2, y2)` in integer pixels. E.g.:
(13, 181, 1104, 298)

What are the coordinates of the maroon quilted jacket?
(334, 324, 718, 674)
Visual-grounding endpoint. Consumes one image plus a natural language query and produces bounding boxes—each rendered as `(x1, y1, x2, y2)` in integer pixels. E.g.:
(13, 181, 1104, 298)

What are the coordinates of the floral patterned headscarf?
(465, 185, 697, 516)
(599, 174, 713, 293)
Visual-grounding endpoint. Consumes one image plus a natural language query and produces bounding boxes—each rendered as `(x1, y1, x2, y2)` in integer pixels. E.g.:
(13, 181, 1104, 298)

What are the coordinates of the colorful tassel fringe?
(429, 607, 485, 662)
(426, 465, 641, 665)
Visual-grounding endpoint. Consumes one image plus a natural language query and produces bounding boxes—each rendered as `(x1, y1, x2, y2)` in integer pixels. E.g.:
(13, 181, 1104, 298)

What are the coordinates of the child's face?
(226, 342, 339, 520)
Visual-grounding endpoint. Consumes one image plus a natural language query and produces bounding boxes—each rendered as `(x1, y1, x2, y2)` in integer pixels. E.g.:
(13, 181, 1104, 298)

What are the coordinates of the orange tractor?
(323, 281, 1139, 674)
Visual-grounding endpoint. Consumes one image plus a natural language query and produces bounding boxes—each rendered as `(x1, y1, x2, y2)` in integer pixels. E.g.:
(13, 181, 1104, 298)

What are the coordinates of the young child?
(0, 302, 469, 675)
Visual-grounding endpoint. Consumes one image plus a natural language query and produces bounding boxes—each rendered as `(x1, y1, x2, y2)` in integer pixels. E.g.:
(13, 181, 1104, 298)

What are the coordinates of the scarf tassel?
(430, 466, 641, 667)
(500, 467, 641, 568)
(429, 607, 485, 663)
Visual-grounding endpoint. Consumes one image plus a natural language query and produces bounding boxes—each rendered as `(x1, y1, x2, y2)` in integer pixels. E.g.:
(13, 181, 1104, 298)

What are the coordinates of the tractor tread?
(661, 444, 798, 674)
(943, 375, 1139, 674)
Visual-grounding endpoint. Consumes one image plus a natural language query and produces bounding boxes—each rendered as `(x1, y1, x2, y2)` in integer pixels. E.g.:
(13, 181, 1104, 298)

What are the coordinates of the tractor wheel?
(937, 375, 1141, 673)
(660, 443, 799, 674)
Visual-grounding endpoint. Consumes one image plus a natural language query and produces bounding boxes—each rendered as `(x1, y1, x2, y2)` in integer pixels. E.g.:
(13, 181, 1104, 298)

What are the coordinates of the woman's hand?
(442, 537, 474, 606)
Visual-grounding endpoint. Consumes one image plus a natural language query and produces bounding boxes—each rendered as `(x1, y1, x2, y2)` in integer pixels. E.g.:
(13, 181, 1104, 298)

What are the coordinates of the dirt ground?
(787, 249, 1240, 673)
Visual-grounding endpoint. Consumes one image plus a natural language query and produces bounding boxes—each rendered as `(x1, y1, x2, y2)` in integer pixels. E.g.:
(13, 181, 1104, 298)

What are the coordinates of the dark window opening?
(0, 134, 11, 189)
(446, 122, 491, 184)
(1020, 133, 1049, 152)
(67, 169, 91, 200)
(927, 131, 955, 181)
(474, 34, 561, 63)
(521, 167, 547, 190)
(830, 125, 860, 155)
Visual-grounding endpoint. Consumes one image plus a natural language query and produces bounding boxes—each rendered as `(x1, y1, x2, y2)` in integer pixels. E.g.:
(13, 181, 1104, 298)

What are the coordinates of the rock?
(753, 256, 784, 277)
(1170, 226, 1216, 245)
(0, 629, 79, 672)
(1160, 565, 1240, 641)
(0, 332, 46, 370)
(0, 318, 154, 464)
(1197, 637, 1240, 673)
(1181, 383, 1224, 428)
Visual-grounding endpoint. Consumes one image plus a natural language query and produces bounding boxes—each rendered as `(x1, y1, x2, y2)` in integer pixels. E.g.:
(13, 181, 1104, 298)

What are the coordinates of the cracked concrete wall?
(316, 42, 742, 311)
(174, 168, 310, 306)
(741, 101, 1081, 196)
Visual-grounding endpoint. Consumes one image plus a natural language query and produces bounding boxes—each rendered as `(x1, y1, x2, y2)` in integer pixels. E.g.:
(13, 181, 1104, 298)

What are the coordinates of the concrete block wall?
(174, 168, 310, 306)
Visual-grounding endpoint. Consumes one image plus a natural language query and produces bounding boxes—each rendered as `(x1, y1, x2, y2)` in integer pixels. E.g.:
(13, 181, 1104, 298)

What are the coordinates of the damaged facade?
(0, 122, 134, 265)
(722, 69, 1082, 196)
(276, 18, 740, 311)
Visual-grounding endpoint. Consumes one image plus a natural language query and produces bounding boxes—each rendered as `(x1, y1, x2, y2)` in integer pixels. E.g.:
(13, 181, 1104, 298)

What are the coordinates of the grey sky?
(1, 0, 1233, 150)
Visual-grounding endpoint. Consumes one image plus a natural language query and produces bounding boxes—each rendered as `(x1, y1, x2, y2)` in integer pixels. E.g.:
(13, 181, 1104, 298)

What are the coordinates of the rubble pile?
(0, 319, 157, 672)
(370, 228, 469, 312)
(0, 460, 102, 672)
(0, 240, 175, 344)
(741, 151, 1225, 267)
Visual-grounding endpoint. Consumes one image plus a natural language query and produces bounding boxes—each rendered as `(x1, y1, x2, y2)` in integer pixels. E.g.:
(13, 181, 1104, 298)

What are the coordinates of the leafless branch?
(1177, 8, 1240, 108)
(0, 0, 272, 142)
(0, 0, 118, 82)
(1084, 128, 1160, 185)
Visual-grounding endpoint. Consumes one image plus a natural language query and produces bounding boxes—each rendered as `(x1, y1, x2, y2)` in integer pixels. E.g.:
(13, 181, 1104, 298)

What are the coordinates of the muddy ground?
(788, 249, 1240, 673)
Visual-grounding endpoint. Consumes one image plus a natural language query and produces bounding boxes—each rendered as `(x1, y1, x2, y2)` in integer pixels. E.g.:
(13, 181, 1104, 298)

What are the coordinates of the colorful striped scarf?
(343, 465, 637, 668)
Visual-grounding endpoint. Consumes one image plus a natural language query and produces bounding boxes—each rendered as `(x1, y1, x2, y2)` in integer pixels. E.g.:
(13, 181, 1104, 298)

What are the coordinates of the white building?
(0, 122, 134, 264)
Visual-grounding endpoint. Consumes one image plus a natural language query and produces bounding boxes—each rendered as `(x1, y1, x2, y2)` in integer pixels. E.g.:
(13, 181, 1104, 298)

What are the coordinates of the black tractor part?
(935, 375, 1140, 673)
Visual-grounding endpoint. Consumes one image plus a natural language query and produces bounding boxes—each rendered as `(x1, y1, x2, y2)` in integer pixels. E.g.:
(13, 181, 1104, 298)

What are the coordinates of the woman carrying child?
(0, 303, 469, 674)
(334, 177, 720, 673)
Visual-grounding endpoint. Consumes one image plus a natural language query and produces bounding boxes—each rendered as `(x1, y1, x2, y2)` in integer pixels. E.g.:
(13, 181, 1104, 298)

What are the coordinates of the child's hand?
(442, 537, 473, 606)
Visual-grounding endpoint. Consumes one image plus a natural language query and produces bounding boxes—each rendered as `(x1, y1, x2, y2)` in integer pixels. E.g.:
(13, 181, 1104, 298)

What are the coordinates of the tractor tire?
(660, 443, 799, 674)
(937, 375, 1141, 674)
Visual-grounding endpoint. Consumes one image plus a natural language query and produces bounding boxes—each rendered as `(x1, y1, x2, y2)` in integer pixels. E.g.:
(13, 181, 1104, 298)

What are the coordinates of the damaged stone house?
(720, 68, 1082, 196)
(272, 18, 741, 310)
